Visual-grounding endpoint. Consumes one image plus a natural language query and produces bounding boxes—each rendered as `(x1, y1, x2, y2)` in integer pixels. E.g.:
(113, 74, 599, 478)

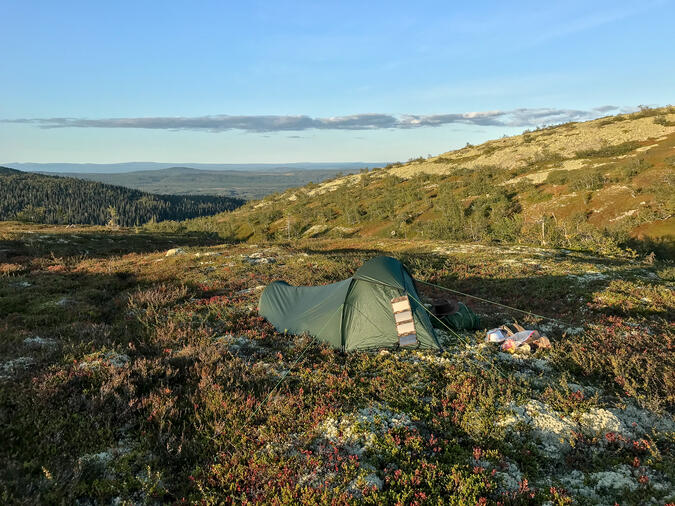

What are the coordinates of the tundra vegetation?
(0, 222, 673, 504)
(1, 107, 674, 504)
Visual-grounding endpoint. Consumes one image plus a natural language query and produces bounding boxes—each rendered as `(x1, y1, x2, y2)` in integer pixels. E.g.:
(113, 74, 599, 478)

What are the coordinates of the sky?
(1, 0, 674, 165)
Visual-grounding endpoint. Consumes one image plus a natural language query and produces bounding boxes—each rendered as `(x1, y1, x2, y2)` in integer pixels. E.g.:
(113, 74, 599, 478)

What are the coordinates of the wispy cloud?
(529, 1, 668, 46)
(3, 106, 622, 132)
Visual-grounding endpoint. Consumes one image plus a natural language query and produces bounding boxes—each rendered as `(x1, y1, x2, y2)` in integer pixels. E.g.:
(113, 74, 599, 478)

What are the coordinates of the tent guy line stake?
(416, 279, 575, 328)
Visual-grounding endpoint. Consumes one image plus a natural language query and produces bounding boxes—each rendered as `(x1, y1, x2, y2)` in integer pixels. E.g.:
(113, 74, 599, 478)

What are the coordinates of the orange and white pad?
(391, 295, 417, 347)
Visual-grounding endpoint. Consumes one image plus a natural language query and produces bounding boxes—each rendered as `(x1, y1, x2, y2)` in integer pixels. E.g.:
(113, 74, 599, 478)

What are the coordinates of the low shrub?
(545, 170, 570, 185)
(576, 141, 640, 159)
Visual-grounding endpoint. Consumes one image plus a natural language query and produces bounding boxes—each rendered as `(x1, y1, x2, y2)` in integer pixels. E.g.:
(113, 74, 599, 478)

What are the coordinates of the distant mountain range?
(40, 166, 368, 200)
(6, 161, 386, 174)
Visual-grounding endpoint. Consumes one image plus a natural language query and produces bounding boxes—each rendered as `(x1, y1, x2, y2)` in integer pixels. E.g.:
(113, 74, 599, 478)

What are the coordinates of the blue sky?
(1, 0, 673, 165)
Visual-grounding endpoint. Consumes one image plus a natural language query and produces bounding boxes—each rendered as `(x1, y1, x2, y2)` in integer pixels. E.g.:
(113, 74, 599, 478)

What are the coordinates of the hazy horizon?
(2, 161, 388, 174)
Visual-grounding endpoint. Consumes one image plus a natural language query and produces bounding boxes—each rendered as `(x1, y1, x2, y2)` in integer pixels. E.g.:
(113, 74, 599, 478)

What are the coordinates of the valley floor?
(0, 223, 673, 504)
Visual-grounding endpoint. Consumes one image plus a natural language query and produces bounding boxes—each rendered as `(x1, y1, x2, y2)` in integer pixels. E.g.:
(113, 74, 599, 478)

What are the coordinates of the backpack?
(434, 301, 481, 331)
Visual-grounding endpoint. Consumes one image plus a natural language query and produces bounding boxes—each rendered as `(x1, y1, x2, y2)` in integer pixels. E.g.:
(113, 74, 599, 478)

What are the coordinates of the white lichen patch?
(556, 464, 674, 505)
(193, 251, 221, 258)
(609, 208, 637, 222)
(333, 226, 358, 235)
(241, 252, 277, 264)
(346, 472, 384, 498)
(501, 398, 675, 465)
(567, 382, 600, 396)
(564, 326, 584, 336)
(79, 351, 130, 369)
(568, 271, 610, 283)
(316, 404, 415, 457)
(302, 224, 330, 237)
(536, 321, 584, 337)
(78, 450, 115, 467)
(56, 297, 70, 306)
(407, 350, 454, 367)
(497, 352, 553, 373)
(578, 408, 623, 436)
(235, 285, 266, 295)
(608, 404, 675, 437)
(76, 441, 133, 480)
(592, 465, 638, 494)
(214, 334, 264, 355)
(0, 357, 35, 379)
(252, 361, 288, 379)
(495, 461, 524, 492)
(499, 400, 577, 458)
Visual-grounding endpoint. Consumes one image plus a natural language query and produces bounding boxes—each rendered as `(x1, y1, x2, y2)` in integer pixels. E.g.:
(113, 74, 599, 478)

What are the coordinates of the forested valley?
(0, 167, 243, 227)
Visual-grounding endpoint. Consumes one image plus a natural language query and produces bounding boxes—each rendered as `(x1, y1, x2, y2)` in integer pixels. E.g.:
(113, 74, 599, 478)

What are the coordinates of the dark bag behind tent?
(259, 256, 442, 351)
(429, 298, 481, 331)
(435, 301, 481, 331)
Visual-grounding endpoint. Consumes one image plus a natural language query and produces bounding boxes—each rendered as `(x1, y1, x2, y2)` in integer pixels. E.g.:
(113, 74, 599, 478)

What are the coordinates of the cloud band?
(3, 106, 623, 132)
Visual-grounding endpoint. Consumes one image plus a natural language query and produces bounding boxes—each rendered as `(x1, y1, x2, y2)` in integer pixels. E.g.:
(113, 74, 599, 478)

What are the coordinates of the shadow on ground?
(0, 228, 223, 261)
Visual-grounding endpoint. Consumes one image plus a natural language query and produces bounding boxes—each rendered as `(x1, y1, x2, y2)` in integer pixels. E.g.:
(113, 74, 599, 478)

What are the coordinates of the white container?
(486, 328, 507, 343)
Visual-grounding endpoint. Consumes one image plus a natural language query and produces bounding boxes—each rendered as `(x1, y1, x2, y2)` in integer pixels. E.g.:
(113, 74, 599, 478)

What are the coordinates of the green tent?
(259, 256, 442, 351)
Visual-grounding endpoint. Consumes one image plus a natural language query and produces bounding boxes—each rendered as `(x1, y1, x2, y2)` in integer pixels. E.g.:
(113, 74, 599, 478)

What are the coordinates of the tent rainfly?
(258, 256, 442, 351)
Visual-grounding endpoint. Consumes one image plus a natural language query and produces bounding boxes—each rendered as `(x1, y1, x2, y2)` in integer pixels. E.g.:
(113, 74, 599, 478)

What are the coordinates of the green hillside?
(0, 168, 243, 227)
(164, 106, 674, 257)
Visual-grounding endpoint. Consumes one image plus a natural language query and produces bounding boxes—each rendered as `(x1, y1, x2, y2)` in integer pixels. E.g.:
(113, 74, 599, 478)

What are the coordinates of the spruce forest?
(0, 167, 243, 227)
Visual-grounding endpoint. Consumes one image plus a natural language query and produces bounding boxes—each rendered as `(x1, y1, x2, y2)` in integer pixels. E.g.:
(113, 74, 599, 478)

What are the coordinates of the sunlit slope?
(174, 107, 674, 254)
